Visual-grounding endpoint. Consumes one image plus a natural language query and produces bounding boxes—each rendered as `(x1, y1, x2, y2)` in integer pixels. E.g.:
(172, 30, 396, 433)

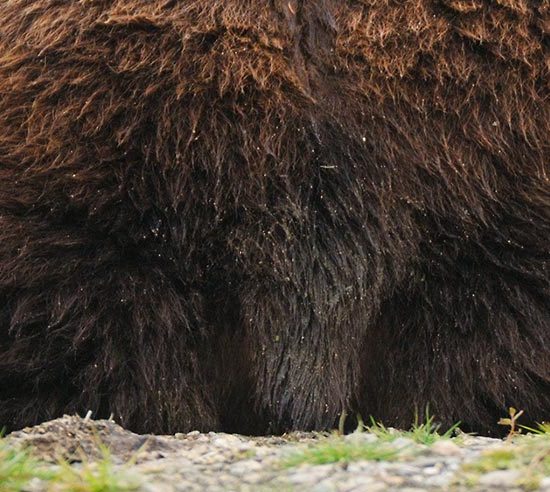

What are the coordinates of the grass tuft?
(0, 439, 54, 491)
(520, 422, 550, 435)
(459, 423, 550, 490)
(282, 438, 400, 468)
(282, 411, 463, 468)
(365, 412, 461, 445)
(49, 441, 142, 492)
(0, 436, 142, 492)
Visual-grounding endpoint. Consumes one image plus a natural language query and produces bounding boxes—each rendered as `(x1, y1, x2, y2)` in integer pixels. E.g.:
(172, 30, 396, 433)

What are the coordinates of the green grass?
(0, 439, 54, 491)
(48, 442, 142, 492)
(0, 438, 142, 492)
(458, 423, 550, 490)
(282, 412, 463, 468)
(520, 422, 550, 435)
(365, 412, 462, 445)
(282, 438, 401, 467)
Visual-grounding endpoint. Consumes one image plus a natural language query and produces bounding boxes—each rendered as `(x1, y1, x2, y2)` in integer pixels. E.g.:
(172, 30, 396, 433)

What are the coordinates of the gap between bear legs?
(227, 212, 378, 435)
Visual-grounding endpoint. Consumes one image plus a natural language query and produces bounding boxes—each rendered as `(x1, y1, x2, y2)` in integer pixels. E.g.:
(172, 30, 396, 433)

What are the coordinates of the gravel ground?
(5, 415, 550, 492)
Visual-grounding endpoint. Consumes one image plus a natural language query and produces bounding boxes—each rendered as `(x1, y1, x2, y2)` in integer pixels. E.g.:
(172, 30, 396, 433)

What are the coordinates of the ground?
(2, 415, 550, 491)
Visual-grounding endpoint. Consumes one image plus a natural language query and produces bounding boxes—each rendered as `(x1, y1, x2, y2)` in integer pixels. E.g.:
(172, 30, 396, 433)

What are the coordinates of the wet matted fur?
(0, 0, 548, 436)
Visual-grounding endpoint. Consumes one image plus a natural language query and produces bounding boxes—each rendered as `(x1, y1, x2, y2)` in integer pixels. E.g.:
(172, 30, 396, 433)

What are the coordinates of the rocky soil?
(5, 415, 550, 491)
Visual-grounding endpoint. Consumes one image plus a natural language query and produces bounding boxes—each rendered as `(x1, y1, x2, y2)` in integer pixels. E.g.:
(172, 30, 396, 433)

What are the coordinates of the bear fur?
(0, 0, 548, 436)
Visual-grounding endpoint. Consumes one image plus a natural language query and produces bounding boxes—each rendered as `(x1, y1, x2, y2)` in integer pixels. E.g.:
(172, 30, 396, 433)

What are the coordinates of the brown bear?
(0, 0, 548, 436)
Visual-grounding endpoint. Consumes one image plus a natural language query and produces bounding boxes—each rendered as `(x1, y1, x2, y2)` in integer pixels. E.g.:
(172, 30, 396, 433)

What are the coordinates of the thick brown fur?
(0, 0, 549, 436)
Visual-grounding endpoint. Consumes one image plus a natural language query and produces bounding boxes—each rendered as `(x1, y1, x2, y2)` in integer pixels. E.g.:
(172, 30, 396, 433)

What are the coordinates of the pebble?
(229, 459, 263, 475)
(391, 437, 415, 449)
(430, 439, 463, 456)
(423, 471, 455, 487)
(344, 432, 379, 444)
(477, 469, 522, 486)
(212, 434, 243, 449)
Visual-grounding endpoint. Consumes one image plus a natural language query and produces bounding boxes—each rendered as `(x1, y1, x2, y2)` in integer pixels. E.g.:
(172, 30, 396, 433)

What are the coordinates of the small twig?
(498, 407, 524, 441)
(355, 413, 365, 432)
(338, 410, 348, 436)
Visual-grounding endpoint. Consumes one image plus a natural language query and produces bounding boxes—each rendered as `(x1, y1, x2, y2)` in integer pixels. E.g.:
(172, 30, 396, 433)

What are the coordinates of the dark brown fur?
(0, 0, 548, 436)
